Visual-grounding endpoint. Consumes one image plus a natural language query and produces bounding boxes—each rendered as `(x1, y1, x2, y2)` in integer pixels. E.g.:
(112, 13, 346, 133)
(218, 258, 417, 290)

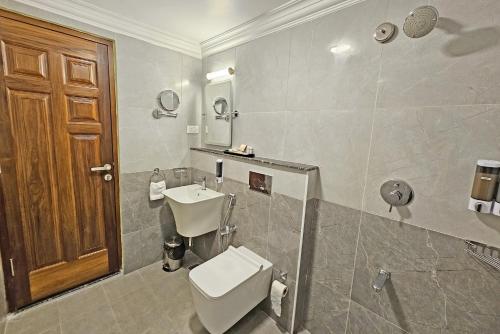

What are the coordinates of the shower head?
(403, 6, 439, 38)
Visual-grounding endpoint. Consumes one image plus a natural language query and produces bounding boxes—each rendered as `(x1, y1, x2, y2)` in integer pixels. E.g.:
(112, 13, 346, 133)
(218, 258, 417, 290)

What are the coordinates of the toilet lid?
(189, 246, 265, 299)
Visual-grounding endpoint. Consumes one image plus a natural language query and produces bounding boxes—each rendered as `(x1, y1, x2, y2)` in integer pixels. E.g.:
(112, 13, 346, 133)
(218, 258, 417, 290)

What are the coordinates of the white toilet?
(189, 246, 273, 334)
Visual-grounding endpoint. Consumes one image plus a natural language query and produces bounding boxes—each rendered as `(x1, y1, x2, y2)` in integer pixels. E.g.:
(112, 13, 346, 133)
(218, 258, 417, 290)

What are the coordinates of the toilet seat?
(190, 246, 271, 300)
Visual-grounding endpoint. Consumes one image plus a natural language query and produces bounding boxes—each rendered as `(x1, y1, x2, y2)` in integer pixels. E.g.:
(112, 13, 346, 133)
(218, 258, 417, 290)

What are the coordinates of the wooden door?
(0, 10, 120, 310)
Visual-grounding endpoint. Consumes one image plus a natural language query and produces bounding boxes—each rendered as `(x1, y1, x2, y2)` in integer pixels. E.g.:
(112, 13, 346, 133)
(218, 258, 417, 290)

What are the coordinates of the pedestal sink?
(162, 184, 225, 237)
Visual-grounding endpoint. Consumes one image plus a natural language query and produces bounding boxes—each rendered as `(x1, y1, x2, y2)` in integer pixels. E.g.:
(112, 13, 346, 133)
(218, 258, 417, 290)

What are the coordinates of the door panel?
(29, 249, 109, 300)
(0, 10, 119, 310)
(2, 42, 48, 79)
(7, 90, 63, 271)
(64, 56, 97, 88)
(70, 135, 106, 256)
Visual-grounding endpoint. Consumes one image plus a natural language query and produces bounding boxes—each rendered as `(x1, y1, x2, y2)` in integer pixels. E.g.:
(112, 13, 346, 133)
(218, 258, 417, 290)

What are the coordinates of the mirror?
(213, 97, 228, 117)
(159, 90, 180, 111)
(153, 90, 180, 119)
(204, 80, 233, 146)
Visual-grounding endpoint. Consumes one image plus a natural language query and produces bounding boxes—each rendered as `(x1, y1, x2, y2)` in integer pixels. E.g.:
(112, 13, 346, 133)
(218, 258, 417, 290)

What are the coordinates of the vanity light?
(330, 44, 351, 54)
(206, 67, 235, 81)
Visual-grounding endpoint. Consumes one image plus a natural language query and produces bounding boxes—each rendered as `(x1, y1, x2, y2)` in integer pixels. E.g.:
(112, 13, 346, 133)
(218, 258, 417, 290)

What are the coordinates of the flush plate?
(249, 171, 272, 195)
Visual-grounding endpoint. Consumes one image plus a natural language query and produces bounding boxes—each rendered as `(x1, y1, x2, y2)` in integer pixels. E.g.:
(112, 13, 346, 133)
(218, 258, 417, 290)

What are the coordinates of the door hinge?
(9, 258, 15, 277)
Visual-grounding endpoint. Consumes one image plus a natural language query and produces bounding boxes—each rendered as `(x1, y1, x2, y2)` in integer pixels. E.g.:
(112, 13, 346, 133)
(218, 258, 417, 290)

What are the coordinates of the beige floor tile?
(102, 271, 147, 301)
(57, 285, 108, 320)
(5, 302, 60, 334)
(5, 261, 282, 334)
(60, 304, 121, 334)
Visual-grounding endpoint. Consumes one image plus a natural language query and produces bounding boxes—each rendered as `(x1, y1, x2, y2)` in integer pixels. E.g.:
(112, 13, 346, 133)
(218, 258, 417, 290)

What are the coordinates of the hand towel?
(149, 180, 166, 201)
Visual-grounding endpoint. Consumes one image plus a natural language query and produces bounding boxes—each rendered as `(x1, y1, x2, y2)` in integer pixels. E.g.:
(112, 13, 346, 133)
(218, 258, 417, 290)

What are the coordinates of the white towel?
(149, 181, 166, 201)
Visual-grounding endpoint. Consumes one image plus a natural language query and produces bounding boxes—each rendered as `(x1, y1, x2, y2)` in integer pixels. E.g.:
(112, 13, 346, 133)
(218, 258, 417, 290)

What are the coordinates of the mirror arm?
(152, 108, 178, 119)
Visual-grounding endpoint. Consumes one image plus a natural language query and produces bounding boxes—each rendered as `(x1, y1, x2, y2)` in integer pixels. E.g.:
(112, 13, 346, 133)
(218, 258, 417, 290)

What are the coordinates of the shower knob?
(380, 180, 413, 212)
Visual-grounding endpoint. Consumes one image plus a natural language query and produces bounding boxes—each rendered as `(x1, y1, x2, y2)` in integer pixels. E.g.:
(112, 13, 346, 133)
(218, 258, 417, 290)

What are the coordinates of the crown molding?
(201, 0, 366, 57)
(12, 0, 202, 58)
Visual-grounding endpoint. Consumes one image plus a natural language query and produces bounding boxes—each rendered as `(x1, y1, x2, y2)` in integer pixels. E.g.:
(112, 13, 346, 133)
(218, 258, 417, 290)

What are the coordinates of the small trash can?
(163, 236, 185, 272)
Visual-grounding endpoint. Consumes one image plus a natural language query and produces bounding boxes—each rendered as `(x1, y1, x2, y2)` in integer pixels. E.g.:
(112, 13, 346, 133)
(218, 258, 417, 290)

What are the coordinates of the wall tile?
(259, 278, 296, 333)
(234, 31, 291, 114)
(122, 231, 143, 273)
(286, 0, 386, 112)
(182, 55, 203, 149)
(189, 169, 306, 333)
(378, 0, 500, 108)
(120, 169, 191, 273)
(346, 301, 407, 334)
(282, 109, 373, 210)
(364, 105, 500, 246)
(351, 212, 500, 333)
(230, 185, 271, 260)
(302, 200, 361, 334)
(268, 193, 302, 280)
(232, 111, 288, 160)
(295, 198, 317, 331)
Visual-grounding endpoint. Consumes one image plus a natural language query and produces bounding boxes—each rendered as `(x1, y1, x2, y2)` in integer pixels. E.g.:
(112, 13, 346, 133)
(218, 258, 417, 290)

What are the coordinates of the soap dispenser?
(468, 160, 500, 213)
(493, 182, 500, 216)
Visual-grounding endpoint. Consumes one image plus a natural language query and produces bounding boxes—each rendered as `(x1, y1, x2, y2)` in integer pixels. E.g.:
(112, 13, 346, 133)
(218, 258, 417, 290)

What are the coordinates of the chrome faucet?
(372, 269, 391, 293)
(194, 176, 207, 190)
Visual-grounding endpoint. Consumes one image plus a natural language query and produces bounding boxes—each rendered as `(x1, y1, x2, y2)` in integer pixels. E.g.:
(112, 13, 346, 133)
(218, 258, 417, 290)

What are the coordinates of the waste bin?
(163, 236, 185, 272)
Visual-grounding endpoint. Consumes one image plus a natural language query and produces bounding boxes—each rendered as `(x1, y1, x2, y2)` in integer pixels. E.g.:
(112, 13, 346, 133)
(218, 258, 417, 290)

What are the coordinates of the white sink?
(162, 184, 225, 237)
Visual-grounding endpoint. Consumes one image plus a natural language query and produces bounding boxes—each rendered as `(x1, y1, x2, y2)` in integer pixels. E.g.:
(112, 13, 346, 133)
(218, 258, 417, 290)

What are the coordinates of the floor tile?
(5, 262, 282, 334)
(102, 271, 147, 301)
(60, 304, 121, 334)
(5, 302, 60, 334)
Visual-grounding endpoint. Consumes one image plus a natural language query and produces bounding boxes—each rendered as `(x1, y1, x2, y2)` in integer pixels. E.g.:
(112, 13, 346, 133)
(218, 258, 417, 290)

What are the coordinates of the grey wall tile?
(351, 212, 500, 333)
(363, 105, 500, 247)
(267, 193, 302, 282)
(259, 278, 296, 333)
(377, 0, 500, 108)
(295, 198, 318, 331)
(189, 169, 307, 333)
(302, 200, 361, 334)
(234, 30, 291, 114)
(120, 168, 192, 273)
(122, 231, 144, 273)
(286, 0, 386, 111)
(347, 301, 407, 334)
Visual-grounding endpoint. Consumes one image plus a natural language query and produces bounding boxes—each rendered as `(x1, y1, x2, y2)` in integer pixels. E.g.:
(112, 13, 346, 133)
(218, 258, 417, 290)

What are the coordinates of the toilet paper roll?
(270, 280, 288, 317)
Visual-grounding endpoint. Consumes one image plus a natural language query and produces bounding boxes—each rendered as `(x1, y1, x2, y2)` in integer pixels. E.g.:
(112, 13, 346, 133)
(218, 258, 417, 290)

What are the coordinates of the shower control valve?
(380, 180, 413, 212)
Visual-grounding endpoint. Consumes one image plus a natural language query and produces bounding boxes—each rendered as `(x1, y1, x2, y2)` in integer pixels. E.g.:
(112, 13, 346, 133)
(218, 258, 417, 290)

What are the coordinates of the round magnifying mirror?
(158, 90, 180, 112)
(213, 97, 228, 115)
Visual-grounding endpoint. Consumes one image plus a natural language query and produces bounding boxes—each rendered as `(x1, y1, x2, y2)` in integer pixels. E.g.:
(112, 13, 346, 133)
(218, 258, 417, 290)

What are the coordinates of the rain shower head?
(403, 6, 439, 38)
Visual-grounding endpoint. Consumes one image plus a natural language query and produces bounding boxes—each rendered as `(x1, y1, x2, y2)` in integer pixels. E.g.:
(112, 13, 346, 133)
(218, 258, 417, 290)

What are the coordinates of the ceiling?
(77, 0, 291, 43)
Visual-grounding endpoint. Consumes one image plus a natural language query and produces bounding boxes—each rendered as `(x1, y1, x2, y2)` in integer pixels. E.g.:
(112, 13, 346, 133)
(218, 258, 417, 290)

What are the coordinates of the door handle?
(90, 164, 112, 172)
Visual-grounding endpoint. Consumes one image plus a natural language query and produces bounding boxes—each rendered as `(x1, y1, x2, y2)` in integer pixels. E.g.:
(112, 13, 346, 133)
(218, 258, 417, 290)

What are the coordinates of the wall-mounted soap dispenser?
(216, 159, 223, 184)
(468, 160, 500, 213)
(493, 181, 500, 216)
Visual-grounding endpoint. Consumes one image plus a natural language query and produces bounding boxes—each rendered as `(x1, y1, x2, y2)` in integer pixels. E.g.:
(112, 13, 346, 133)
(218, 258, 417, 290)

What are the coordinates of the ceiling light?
(206, 67, 235, 81)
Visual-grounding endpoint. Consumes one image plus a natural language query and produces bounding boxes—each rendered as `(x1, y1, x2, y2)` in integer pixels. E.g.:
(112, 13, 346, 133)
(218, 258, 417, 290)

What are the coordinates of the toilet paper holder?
(273, 268, 287, 283)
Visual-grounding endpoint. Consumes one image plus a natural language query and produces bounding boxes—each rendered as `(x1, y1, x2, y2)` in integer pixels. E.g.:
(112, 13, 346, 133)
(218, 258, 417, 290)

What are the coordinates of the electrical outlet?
(186, 125, 200, 134)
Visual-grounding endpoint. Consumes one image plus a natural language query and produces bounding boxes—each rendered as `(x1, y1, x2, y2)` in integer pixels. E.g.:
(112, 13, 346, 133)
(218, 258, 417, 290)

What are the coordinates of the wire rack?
(464, 240, 500, 271)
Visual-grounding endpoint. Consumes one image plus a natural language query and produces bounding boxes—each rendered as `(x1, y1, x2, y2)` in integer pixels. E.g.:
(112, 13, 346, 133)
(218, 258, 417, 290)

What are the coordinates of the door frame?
(0, 7, 121, 311)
